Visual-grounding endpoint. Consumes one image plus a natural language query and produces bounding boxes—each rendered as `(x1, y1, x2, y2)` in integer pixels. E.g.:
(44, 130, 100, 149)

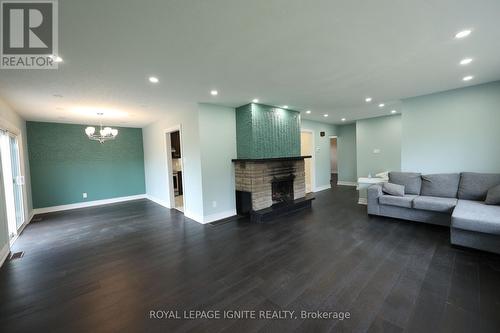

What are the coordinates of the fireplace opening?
(272, 174, 295, 204)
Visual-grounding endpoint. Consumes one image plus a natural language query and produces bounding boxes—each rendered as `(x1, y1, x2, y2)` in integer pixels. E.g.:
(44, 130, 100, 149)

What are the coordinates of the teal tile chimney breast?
(236, 103, 301, 159)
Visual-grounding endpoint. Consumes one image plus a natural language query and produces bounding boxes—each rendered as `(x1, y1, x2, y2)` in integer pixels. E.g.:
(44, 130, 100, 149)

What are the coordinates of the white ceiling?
(1, 0, 500, 127)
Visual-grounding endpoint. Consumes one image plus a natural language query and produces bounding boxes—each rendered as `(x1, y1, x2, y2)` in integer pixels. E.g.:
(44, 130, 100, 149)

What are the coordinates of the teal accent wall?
(301, 119, 338, 189)
(236, 103, 301, 159)
(356, 115, 401, 177)
(337, 124, 357, 182)
(27, 122, 146, 208)
(402, 81, 500, 173)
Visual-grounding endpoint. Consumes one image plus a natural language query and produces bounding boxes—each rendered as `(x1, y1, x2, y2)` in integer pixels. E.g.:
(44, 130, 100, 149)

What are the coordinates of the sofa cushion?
(382, 183, 405, 196)
(389, 172, 421, 195)
(420, 173, 460, 198)
(413, 196, 457, 213)
(379, 194, 417, 208)
(452, 200, 500, 235)
(485, 184, 500, 205)
(458, 172, 500, 201)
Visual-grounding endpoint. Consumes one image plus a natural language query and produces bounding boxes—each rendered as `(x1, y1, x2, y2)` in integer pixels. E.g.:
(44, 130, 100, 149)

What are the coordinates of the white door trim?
(163, 125, 186, 213)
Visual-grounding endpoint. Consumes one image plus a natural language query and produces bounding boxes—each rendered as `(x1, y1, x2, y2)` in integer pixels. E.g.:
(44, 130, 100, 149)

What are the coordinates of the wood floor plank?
(0, 185, 499, 333)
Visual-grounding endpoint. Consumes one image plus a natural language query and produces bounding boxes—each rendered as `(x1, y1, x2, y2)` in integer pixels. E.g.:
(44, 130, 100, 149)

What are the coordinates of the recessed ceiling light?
(283, 105, 289, 109)
(341, 118, 346, 122)
(365, 97, 372, 103)
(323, 114, 328, 117)
(378, 103, 385, 108)
(306, 110, 311, 114)
(148, 76, 159, 83)
(210, 90, 218, 96)
(391, 110, 397, 114)
(460, 58, 473, 65)
(455, 29, 472, 39)
(462, 75, 474, 81)
(252, 98, 259, 103)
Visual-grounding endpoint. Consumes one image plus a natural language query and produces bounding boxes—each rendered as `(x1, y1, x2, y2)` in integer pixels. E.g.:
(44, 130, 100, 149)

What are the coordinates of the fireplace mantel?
(232, 155, 311, 163)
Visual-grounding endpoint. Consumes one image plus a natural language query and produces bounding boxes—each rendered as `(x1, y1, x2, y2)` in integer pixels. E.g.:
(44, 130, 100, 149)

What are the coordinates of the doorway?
(0, 131, 25, 241)
(300, 130, 314, 193)
(330, 136, 338, 185)
(165, 128, 184, 212)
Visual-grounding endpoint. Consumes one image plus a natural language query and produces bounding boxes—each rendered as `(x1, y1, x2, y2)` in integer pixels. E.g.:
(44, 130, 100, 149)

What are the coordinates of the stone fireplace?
(233, 157, 312, 222)
(233, 103, 314, 222)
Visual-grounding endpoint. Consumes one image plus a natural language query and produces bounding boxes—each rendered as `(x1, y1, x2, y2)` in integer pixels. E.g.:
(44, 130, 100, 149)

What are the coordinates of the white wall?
(300, 119, 338, 191)
(198, 104, 237, 221)
(0, 98, 33, 264)
(142, 102, 204, 221)
(142, 102, 238, 223)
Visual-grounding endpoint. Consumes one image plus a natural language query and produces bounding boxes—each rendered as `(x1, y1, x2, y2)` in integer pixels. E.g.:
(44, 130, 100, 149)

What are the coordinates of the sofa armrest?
(367, 184, 383, 215)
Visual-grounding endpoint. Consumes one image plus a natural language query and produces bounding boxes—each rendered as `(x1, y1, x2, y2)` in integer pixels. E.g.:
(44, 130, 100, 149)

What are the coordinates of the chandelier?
(84, 113, 118, 143)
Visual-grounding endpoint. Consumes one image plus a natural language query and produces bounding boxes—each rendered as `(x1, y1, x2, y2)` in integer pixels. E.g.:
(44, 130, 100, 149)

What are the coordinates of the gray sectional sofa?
(367, 172, 500, 254)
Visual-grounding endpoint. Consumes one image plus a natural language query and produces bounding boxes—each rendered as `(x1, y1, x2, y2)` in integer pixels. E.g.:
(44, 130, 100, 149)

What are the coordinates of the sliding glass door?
(9, 135, 24, 229)
(0, 131, 25, 239)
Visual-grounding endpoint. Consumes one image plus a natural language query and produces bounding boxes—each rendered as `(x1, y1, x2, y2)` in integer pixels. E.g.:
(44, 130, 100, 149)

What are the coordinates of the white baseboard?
(184, 210, 204, 223)
(314, 184, 331, 192)
(146, 195, 171, 209)
(33, 194, 147, 214)
(184, 209, 237, 224)
(203, 209, 237, 224)
(358, 198, 367, 205)
(0, 242, 10, 268)
(337, 181, 357, 187)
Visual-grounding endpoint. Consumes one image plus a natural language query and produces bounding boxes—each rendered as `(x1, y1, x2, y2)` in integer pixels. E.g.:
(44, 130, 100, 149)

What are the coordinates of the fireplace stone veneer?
(232, 156, 313, 221)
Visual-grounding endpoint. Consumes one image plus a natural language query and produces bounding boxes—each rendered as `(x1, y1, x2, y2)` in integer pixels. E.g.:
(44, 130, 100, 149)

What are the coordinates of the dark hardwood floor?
(1, 186, 500, 333)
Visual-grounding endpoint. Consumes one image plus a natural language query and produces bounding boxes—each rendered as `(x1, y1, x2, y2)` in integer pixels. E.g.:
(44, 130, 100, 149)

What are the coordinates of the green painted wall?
(356, 115, 401, 177)
(337, 124, 357, 182)
(402, 81, 500, 173)
(301, 119, 338, 189)
(236, 103, 301, 159)
(27, 122, 146, 208)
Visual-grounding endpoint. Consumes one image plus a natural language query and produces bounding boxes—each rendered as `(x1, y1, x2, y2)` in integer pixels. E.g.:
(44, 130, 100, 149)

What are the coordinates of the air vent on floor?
(9, 251, 24, 260)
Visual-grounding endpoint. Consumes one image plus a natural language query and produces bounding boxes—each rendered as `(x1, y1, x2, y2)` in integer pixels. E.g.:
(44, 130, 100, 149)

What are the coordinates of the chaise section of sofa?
(450, 172, 500, 254)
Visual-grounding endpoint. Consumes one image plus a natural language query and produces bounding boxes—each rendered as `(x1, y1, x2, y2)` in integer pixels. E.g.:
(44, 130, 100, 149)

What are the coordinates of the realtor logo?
(1, 0, 58, 69)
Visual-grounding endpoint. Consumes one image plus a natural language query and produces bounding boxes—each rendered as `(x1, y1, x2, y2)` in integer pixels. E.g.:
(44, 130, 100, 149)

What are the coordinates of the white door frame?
(163, 125, 186, 212)
(300, 129, 316, 192)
